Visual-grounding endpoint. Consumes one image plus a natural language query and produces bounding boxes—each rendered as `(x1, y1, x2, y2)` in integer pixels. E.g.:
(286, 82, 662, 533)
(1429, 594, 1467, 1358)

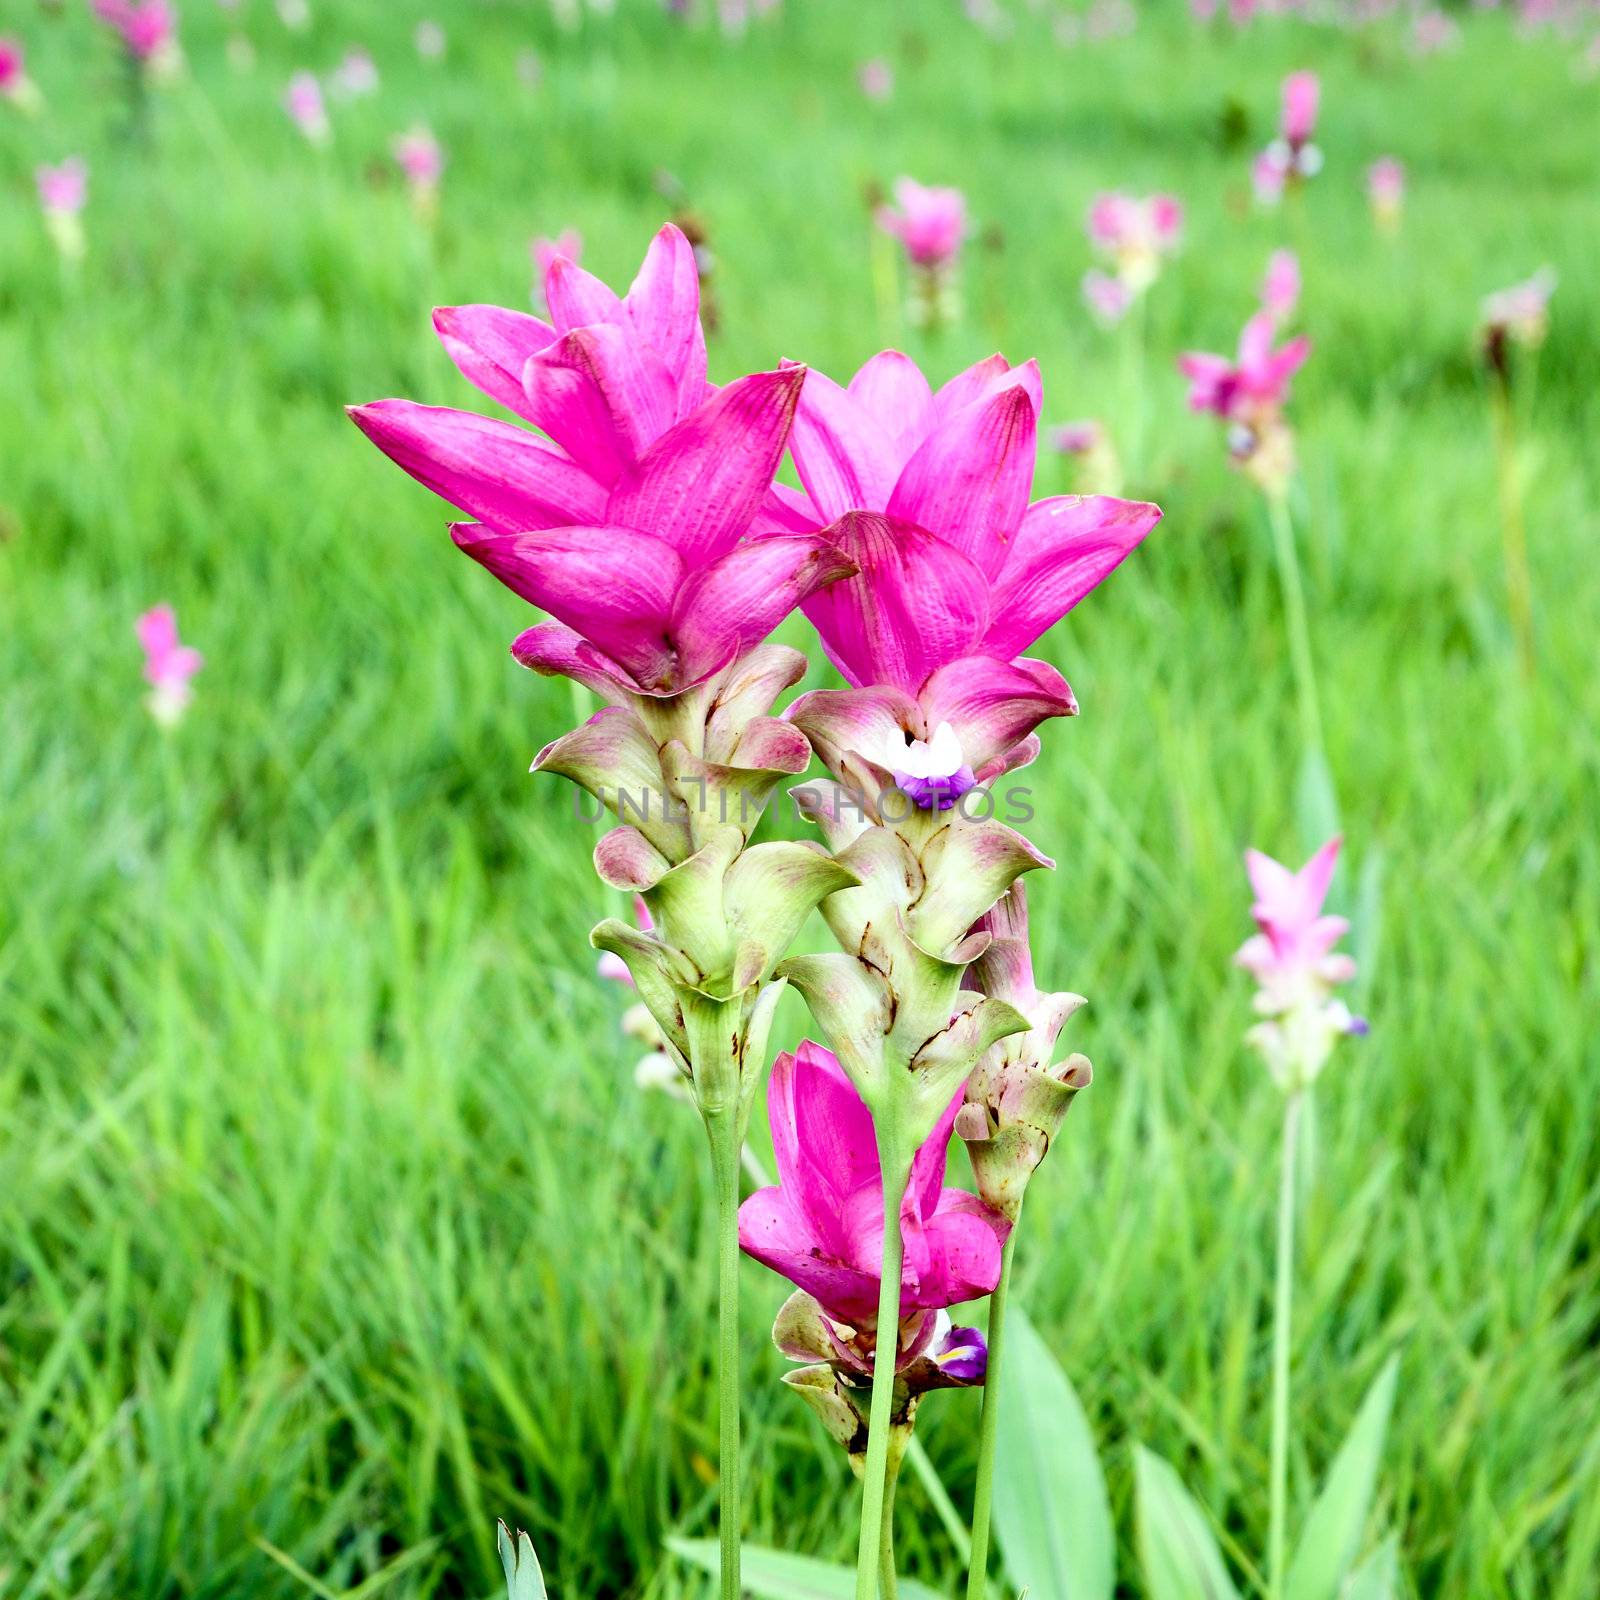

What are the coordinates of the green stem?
(1266, 489, 1325, 758)
(878, 1452, 903, 1600)
(705, 1111, 744, 1600)
(1489, 378, 1536, 679)
(855, 1117, 912, 1600)
(1268, 1091, 1303, 1600)
(964, 1222, 1019, 1600)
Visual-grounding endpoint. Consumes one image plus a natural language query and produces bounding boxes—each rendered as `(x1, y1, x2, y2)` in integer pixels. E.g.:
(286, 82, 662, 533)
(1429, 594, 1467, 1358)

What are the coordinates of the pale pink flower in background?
(1237, 837, 1366, 1090)
(1087, 191, 1183, 293)
(330, 47, 379, 99)
(530, 228, 582, 279)
(1050, 418, 1123, 495)
(1228, 0, 1259, 22)
(137, 604, 203, 727)
(1252, 146, 1290, 205)
(284, 71, 330, 143)
(37, 157, 89, 215)
(1050, 420, 1104, 455)
(1262, 249, 1300, 322)
(276, 0, 312, 32)
(1481, 268, 1556, 349)
(393, 125, 444, 211)
(876, 177, 968, 270)
(1, 35, 42, 110)
(415, 19, 446, 58)
(92, 0, 182, 74)
(857, 57, 893, 100)
(1280, 69, 1319, 146)
(1412, 9, 1461, 50)
(1082, 267, 1132, 326)
(1367, 157, 1405, 230)
(1191, 0, 1219, 20)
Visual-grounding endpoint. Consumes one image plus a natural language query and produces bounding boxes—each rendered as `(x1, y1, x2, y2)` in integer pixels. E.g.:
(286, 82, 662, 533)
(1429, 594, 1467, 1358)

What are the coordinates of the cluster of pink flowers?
(1082, 191, 1183, 325)
(136, 604, 203, 726)
(876, 177, 969, 326)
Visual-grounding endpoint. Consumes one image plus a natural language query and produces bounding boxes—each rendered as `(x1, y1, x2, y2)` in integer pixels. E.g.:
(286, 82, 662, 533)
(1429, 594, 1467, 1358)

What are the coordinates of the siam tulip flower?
(1366, 156, 1404, 232)
(1252, 146, 1290, 206)
(1, 35, 43, 112)
(415, 19, 446, 58)
(1086, 191, 1183, 295)
(1081, 267, 1132, 326)
(1262, 248, 1300, 323)
(351, 226, 853, 709)
(329, 47, 379, 99)
(766, 349, 1160, 814)
(1255, 71, 1322, 202)
(393, 124, 444, 203)
(284, 72, 330, 143)
(1237, 837, 1366, 1091)
(1279, 69, 1319, 147)
(857, 57, 893, 100)
(1481, 267, 1556, 357)
(37, 158, 88, 260)
(136, 604, 203, 726)
(1178, 312, 1309, 491)
(876, 177, 968, 328)
(91, 0, 181, 76)
(530, 227, 582, 286)
(740, 1041, 1010, 1324)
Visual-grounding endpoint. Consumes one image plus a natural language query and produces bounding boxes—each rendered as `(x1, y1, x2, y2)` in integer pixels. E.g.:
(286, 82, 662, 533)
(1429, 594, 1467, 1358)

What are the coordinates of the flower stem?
(1268, 1090, 1303, 1600)
(1489, 376, 1536, 679)
(705, 1109, 745, 1600)
(878, 1451, 903, 1600)
(1265, 488, 1325, 758)
(964, 1220, 1019, 1600)
(855, 1120, 911, 1600)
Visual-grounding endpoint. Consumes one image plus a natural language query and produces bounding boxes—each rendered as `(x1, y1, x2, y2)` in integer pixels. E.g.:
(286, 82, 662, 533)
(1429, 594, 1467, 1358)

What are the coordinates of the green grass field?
(3, 2, 1598, 1595)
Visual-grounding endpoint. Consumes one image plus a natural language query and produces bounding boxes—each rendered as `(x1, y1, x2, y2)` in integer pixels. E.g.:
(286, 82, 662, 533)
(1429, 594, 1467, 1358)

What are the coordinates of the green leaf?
(992, 1308, 1115, 1600)
(498, 1521, 548, 1600)
(1341, 1537, 1401, 1600)
(666, 1538, 945, 1600)
(1294, 745, 1342, 860)
(1285, 1356, 1400, 1600)
(1134, 1446, 1241, 1600)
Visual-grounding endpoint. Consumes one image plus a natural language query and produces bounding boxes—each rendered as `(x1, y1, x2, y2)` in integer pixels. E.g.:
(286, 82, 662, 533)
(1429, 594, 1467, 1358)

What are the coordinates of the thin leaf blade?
(667, 1538, 945, 1600)
(1134, 1446, 1242, 1600)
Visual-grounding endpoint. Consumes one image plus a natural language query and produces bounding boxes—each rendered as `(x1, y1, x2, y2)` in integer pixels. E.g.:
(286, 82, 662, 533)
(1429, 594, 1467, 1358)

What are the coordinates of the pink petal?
(432, 304, 556, 420)
(624, 223, 708, 414)
(348, 400, 608, 532)
(784, 682, 922, 780)
(136, 605, 178, 656)
(449, 522, 681, 687)
(907, 1087, 963, 1222)
(915, 1191, 1009, 1306)
(509, 621, 641, 699)
(521, 324, 678, 483)
(750, 481, 824, 537)
(932, 355, 1043, 423)
(846, 351, 935, 470)
(887, 382, 1038, 580)
(671, 531, 857, 683)
(738, 1187, 883, 1323)
(801, 513, 989, 692)
(919, 654, 1078, 773)
(606, 367, 806, 566)
(1296, 835, 1342, 916)
(544, 254, 625, 332)
(981, 495, 1162, 660)
(788, 365, 899, 523)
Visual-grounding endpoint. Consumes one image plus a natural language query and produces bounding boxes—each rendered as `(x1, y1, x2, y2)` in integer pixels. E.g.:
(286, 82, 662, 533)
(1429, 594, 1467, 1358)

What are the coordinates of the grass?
(3, 1, 1599, 1596)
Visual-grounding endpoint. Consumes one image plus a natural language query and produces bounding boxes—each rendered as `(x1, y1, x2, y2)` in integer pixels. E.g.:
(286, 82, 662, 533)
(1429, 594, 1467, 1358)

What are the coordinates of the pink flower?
(284, 72, 329, 142)
(1237, 838, 1366, 1087)
(136, 604, 203, 725)
(37, 157, 88, 214)
(1366, 157, 1404, 226)
(350, 226, 853, 698)
(857, 57, 893, 100)
(531, 228, 582, 279)
(765, 350, 1159, 802)
(1252, 146, 1290, 205)
(0, 36, 26, 95)
(739, 1040, 1011, 1324)
(329, 47, 379, 98)
(1087, 191, 1183, 260)
(1178, 312, 1310, 420)
(1280, 69, 1319, 146)
(1412, 8, 1459, 51)
(1050, 419, 1103, 455)
(1262, 249, 1300, 322)
(92, 0, 177, 62)
(1482, 267, 1556, 348)
(876, 177, 968, 270)
(392, 124, 444, 187)
(1082, 268, 1132, 325)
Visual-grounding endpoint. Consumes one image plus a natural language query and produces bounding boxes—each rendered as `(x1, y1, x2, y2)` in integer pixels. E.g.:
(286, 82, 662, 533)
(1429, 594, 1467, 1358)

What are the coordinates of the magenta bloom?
(739, 1041, 1010, 1324)
(393, 125, 444, 187)
(0, 36, 25, 94)
(768, 350, 1159, 800)
(37, 157, 88, 215)
(1082, 268, 1132, 326)
(876, 177, 968, 270)
(1178, 313, 1310, 420)
(92, 0, 177, 61)
(857, 57, 893, 101)
(351, 226, 851, 697)
(136, 604, 203, 725)
(1280, 70, 1319, 146)
(531, 228, 582, 279)
(1262, 249, 1300, 322)
(284, 72, 329, 142)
